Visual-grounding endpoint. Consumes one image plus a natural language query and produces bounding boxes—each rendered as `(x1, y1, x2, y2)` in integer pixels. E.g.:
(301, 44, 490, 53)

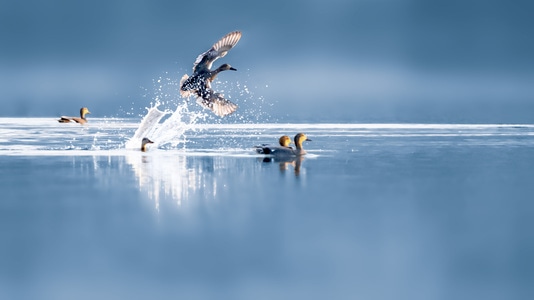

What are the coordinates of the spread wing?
(192, 31, 241, 73)
(195, 90, 238, 117)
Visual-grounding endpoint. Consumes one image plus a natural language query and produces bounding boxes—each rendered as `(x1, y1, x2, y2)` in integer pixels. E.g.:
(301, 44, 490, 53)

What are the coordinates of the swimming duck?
(255, 135, 292, 154)
(141, 137, 154, 152)
(257, 133, 311, 156)
(292, 133, 312, 156)
(180, 31, 241, 117)
(58, 107, 91, 124)
(279, 135, 292, 148)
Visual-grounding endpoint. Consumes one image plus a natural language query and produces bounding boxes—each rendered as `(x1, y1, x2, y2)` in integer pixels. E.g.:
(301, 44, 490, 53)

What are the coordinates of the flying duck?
(180, 31, 241, 117)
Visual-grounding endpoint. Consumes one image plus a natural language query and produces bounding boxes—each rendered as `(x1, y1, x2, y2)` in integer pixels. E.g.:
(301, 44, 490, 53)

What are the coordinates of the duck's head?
(294, 133, 311, 149)
(80, 107, 91, 118)
(219, 63, 237, 71)
(141, 137, 154, 152)
(279, 135, 292, 147)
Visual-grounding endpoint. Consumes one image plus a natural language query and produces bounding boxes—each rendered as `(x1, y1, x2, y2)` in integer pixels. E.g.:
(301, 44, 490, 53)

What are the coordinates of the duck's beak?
(147, 139, 154, 144)
(230, 67, 237, 71)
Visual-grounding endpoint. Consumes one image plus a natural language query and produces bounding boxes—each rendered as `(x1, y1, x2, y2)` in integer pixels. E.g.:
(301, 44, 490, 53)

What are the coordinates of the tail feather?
(58, 117, 71, 123)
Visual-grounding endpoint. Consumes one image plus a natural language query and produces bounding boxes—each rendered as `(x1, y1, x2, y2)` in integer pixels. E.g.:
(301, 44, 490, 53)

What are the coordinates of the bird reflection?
(260, 155, 305, 176)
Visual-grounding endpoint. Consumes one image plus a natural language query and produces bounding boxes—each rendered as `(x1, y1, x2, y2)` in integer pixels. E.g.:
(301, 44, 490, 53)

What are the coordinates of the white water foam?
(124, 102, 206, 150)
(125, 72, 212, 151)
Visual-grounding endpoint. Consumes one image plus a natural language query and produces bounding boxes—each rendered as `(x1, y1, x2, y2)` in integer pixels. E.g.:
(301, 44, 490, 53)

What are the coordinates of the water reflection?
(125, 150, 309, 209)
(125, 153, 219, 210)
(259, 156, 305, 176)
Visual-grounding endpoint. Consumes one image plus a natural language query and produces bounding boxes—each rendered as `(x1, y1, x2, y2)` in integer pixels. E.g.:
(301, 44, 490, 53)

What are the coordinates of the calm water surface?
(1, 118, 534, 300)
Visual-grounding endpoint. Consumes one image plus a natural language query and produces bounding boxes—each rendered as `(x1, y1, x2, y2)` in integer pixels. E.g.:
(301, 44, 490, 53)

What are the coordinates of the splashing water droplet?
(126, 68, 273, 150)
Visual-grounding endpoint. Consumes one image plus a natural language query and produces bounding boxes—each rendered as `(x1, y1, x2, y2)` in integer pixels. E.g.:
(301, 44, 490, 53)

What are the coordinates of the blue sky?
(1, 0, 533, 122)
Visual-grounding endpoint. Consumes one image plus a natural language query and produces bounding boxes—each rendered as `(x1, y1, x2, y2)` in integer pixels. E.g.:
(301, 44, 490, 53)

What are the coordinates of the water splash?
(124, 72, 204, 150)
(126, 70, 271, 151)
(149, 103, 204, 149)
(125, 102, 206, 150)
(125, 105, 168, 149)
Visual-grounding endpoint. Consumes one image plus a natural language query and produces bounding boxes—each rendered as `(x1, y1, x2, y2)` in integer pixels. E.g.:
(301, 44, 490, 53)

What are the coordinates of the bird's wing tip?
(195, 94, 238, 117)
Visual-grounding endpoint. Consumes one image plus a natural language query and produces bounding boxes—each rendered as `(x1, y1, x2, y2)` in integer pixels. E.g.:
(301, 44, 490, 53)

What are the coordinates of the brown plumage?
(292, 133, 312, 156)
(58, 107, 91, 124)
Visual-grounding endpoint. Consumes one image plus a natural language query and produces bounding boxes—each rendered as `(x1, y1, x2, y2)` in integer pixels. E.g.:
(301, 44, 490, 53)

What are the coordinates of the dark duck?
(180, 31, 241, 117)
(141, 137, 154, 152)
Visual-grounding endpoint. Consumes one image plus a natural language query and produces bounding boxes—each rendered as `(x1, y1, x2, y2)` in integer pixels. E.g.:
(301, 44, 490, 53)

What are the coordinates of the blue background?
(1, 0, 533, 123)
